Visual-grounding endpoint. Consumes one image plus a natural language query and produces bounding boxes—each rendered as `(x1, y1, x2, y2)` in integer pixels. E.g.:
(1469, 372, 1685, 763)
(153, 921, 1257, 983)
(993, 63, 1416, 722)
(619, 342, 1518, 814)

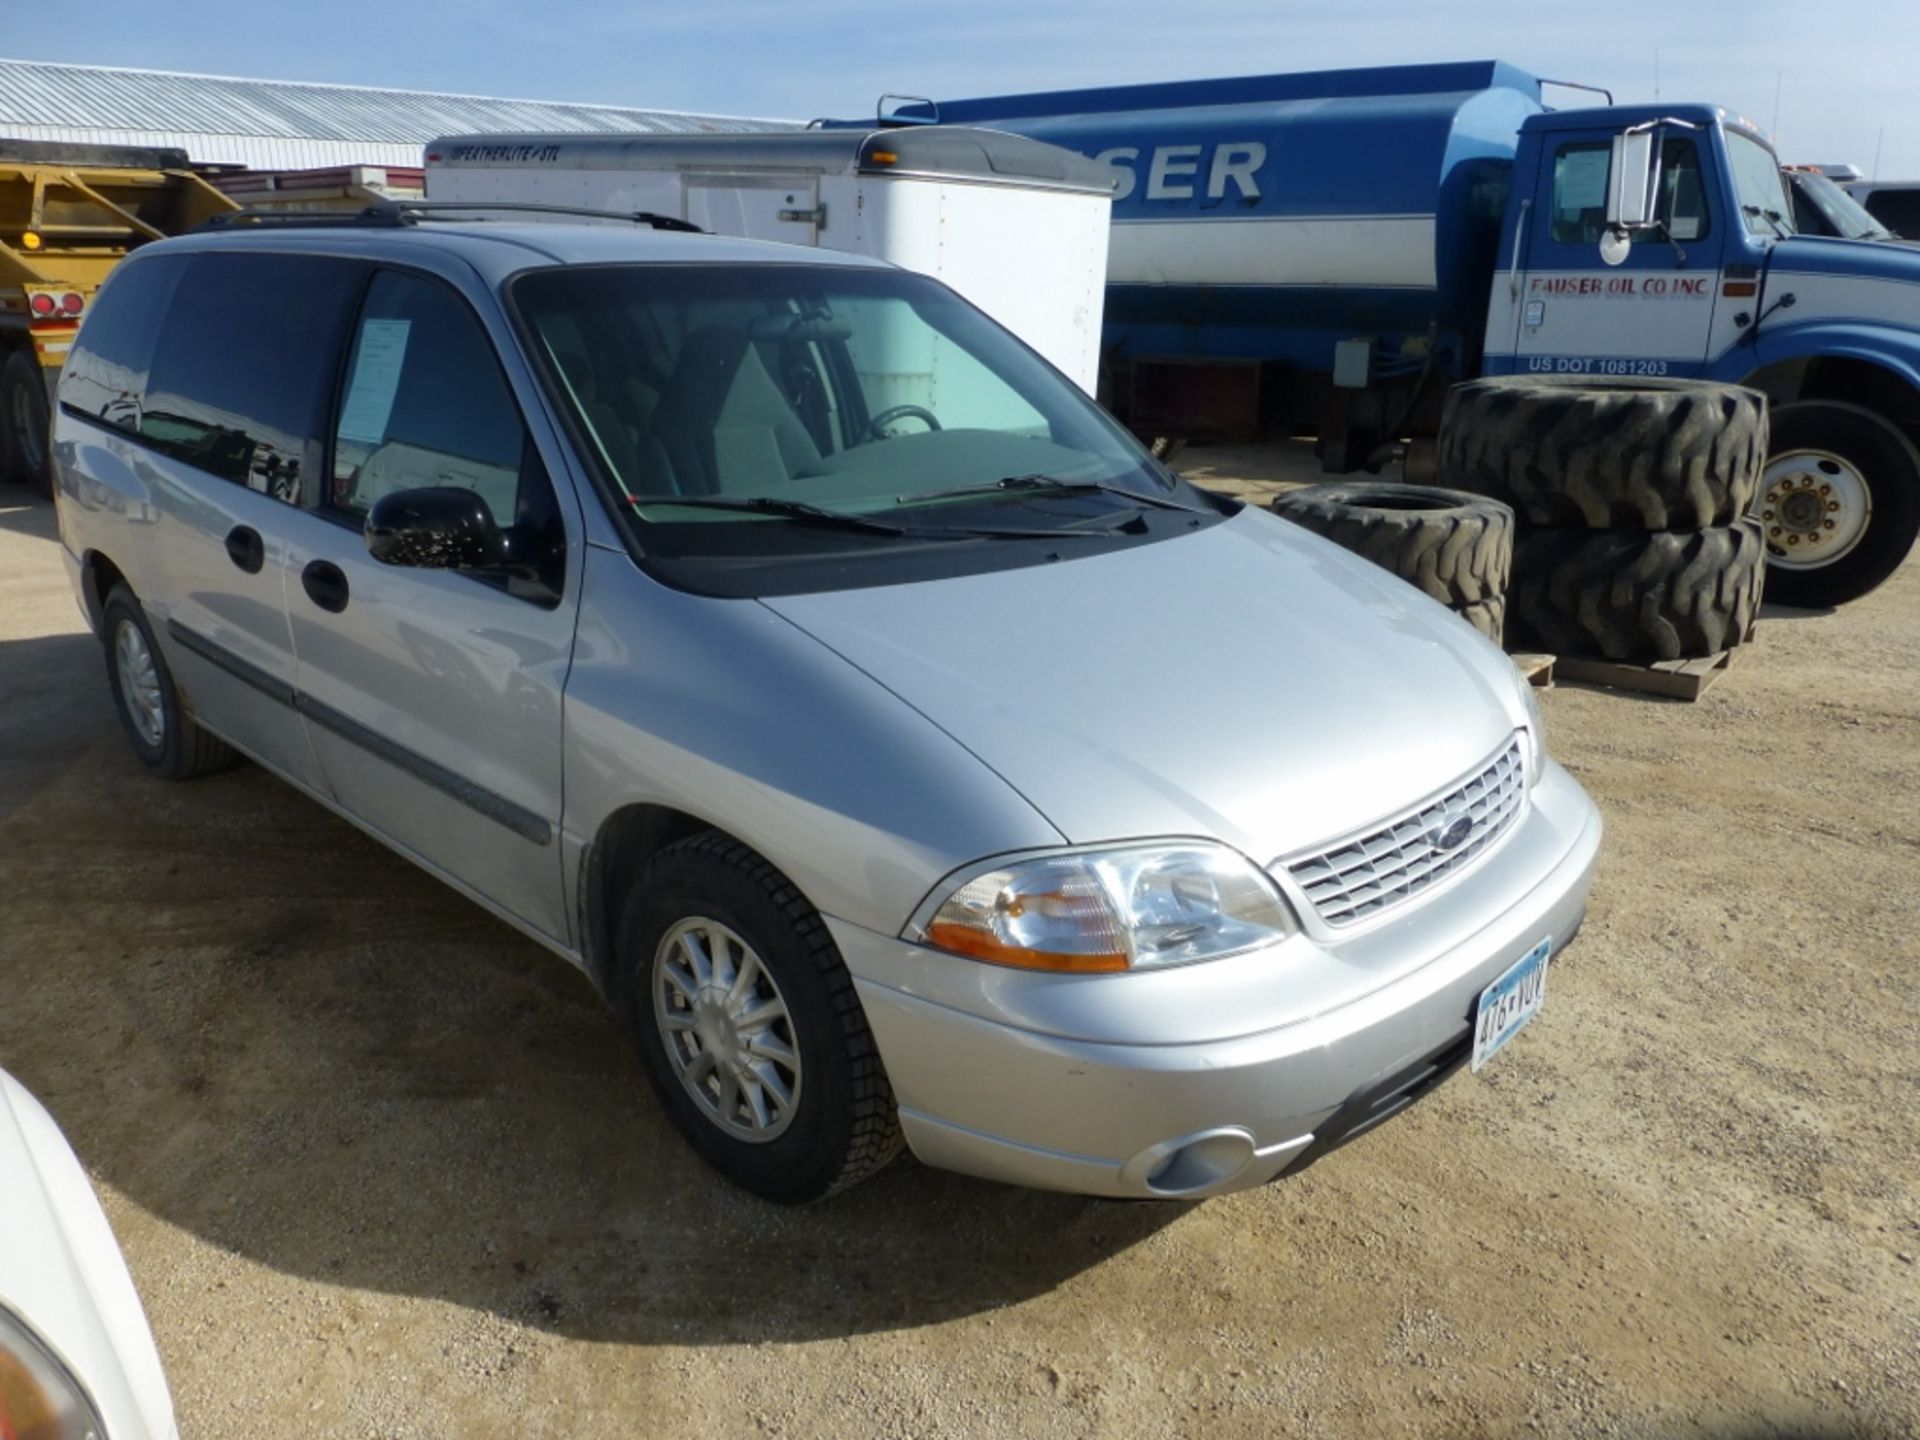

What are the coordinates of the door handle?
(301, 559, 350, 614)
(224, 525, 264, 574)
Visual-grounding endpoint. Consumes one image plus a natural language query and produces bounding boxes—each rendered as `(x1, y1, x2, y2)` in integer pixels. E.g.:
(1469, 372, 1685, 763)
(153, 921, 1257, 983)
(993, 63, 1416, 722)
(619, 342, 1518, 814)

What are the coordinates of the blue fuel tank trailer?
(896, 62, 1540, 401)
(837, 60, 1920, 607)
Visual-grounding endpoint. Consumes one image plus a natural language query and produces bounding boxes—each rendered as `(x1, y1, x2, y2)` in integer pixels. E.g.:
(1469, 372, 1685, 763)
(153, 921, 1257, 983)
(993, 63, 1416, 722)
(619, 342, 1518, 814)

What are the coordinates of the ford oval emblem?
(1434, 815, 1474, 852)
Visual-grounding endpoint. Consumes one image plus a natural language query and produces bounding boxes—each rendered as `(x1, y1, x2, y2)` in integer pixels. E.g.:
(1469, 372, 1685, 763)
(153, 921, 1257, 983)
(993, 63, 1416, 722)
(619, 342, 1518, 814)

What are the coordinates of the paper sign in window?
(1556, 149, 1609, 212)
(337, 319, 412, 445)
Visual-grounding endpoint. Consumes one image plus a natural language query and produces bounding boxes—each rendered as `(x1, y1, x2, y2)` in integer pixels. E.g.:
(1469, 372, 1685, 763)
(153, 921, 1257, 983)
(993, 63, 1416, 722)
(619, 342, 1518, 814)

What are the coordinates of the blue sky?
(8, 0, 1917, 176)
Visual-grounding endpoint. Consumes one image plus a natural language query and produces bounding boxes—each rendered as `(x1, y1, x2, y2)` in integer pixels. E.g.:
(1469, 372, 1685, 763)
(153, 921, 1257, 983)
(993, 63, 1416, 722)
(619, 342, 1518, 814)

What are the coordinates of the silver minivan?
(54, 214, 1601, 1203)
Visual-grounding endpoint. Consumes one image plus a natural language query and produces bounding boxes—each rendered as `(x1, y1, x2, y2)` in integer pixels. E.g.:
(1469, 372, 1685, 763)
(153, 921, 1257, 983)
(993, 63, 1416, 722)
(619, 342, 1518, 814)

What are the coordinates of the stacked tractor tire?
(1269, 480, 1515, 643)
(1272, 377, 1768, 662)
(1436, 377, 1767, 661)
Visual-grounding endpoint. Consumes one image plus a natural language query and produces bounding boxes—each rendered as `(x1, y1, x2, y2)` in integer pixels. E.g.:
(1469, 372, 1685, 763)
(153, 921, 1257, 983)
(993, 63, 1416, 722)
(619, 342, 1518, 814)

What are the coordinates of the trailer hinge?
(778, 204, 826, 228)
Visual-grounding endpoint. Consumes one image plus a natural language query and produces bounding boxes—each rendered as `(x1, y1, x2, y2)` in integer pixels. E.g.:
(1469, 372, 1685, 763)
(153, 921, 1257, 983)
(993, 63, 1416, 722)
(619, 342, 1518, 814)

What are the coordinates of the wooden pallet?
(1509, 652, 1556, 688)
(1551, 641, 1748, 701)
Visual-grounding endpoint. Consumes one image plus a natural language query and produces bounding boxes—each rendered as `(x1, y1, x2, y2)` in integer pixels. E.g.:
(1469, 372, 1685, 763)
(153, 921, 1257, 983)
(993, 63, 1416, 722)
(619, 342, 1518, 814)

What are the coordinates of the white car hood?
(0, 1072, 175, 1440)
(763, 505, 1526, 865)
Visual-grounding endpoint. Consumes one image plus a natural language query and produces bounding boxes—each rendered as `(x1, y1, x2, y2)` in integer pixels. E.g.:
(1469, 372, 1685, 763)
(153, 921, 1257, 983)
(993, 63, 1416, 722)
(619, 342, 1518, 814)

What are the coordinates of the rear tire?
(1753, 401, 1920, 608)
(617, 832, 902, 1204)
(1507, 520, 1766, 662)
(2, 350, 54, 496)
(1271, 481, 1513, 606)
(101, 586, 241, 779)
(1437, 376, 1767, 529)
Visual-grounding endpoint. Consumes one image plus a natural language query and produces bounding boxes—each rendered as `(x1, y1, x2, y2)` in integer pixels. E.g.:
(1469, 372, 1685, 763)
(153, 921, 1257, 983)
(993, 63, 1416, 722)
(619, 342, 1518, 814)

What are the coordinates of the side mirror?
(1607, 130, 1660, 229)
(364, 486, 510, 570)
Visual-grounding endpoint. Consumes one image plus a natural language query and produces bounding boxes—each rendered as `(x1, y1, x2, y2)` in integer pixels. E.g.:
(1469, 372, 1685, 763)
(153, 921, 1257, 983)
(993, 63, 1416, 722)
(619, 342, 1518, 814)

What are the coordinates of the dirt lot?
(1, 454, 1916, 1440)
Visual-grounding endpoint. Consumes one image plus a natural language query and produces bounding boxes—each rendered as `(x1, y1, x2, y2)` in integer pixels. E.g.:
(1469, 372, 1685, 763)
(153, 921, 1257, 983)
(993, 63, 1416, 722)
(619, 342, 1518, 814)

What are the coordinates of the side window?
(330, 270, 565, 603)
(1549, 139, 1710, 246)
(59, 253, 190, 431)
(1550, 143, 1611, 244)
(1654, 140, 1710, 242)
(139, 253, 367, 503)
(331, 270, 531, 528)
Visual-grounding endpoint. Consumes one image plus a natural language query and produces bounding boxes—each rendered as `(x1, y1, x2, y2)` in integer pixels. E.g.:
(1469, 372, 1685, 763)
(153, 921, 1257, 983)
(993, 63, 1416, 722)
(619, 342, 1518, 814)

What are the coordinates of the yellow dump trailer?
(1, 139, 237, 492)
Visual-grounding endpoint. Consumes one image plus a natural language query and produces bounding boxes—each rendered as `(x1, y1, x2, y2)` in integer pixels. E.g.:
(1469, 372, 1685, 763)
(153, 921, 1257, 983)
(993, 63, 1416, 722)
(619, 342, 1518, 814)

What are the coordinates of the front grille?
(1286, 737, 1526, 928)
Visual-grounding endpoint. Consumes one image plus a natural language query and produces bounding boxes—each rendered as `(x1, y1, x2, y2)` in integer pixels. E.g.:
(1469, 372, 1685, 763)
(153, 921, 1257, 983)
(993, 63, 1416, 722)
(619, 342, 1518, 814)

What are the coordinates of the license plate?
(1471, 936, 1551, 1073)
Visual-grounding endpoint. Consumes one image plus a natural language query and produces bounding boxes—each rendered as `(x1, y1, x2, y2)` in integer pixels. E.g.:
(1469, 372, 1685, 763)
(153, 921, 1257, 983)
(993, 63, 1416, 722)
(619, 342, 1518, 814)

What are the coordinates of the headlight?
(908, 842, 1298, 973)
(1518, 675, 1547, 778)
(0, 1303, 107, 1440)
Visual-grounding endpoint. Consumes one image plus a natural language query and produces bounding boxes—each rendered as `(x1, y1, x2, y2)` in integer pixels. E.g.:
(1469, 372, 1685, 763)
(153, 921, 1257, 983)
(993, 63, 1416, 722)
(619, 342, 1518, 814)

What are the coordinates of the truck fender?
(1714, 322, 1920, 420)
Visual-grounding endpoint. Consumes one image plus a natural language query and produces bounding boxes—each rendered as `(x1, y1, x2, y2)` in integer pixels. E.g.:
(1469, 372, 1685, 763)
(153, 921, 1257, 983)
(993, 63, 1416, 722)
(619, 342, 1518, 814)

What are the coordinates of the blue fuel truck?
(838, 60, 1920, 606)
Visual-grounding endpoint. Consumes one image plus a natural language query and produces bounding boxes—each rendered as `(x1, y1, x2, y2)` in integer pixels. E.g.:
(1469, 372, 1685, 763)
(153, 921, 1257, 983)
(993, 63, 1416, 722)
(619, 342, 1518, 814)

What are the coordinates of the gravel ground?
(1, 453, 1915, 1440)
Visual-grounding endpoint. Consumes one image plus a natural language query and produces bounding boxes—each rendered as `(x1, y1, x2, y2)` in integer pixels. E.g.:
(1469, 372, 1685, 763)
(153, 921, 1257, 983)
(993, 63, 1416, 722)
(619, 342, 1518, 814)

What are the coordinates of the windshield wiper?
(1742, 204, 1793, 239)
(905, 473, 1211, 515)
(633, 494, 914, 535)
(630, 493, 1125, 541)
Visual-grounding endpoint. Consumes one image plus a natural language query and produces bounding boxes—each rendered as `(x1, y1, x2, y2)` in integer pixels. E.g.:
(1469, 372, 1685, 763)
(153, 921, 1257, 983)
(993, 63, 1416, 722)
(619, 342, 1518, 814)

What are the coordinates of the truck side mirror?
(1607, 130, 1660, 230)
(1600, 130, 1664, 266)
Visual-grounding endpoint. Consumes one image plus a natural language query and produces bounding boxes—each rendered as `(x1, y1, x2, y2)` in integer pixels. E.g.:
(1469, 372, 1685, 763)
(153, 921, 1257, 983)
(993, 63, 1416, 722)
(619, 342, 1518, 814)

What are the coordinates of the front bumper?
(830, 759, 1602, 1198)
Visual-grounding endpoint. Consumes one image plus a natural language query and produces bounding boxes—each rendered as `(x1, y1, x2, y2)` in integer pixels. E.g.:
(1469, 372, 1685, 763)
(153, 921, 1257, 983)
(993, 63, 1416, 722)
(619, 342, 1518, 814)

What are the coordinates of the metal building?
(0, 58, 787, 171)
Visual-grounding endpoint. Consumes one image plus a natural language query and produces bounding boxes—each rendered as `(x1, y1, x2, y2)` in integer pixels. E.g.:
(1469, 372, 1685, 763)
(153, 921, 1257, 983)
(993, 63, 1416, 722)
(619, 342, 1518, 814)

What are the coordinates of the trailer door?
(685, 175, 821, 246)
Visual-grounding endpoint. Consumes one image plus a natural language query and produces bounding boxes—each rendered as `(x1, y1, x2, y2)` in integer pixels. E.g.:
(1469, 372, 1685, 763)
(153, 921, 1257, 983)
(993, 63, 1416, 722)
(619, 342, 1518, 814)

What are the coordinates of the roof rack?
(196, 199, 705, 233)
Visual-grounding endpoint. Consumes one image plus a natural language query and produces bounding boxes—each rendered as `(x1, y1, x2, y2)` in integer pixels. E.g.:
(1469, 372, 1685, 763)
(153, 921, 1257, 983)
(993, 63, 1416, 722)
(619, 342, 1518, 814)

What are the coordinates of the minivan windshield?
(512, 263, 1203, 587)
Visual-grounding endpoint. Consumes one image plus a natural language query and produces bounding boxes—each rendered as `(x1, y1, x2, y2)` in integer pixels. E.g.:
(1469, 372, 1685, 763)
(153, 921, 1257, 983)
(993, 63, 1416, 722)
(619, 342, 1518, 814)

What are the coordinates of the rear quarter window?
(59, 253, 190, 430)
(127, 251, 366, 502)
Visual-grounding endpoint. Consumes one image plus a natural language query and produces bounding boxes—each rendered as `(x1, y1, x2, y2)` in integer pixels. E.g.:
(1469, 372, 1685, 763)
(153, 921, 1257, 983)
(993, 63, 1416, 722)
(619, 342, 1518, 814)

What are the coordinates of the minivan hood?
(762, 507, 1524, 865)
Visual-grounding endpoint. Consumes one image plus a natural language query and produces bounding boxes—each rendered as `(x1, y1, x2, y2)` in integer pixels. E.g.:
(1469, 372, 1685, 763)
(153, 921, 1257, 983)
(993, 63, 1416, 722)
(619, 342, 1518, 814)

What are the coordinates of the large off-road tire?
(617, 832, 903, 1205)
(101, 586, 241, 779)
(1437, 377, 1767, 529)
(1453, 594, 1506, 644)
(2, 349, 54, 496)
(1753, 401, 1920, 609)
(1507, 520, 1766, 662)
(1271, 481, 1513, 606)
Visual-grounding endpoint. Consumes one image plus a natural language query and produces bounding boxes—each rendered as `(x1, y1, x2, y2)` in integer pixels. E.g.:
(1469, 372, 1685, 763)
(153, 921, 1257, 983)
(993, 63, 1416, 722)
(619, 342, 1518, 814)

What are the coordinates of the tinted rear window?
(60, 253, 190, 430)
(138, 252, 367, 500)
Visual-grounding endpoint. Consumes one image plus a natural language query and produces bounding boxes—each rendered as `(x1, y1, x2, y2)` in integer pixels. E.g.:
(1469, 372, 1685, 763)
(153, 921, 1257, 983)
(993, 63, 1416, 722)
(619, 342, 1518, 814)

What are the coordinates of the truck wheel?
(2, 350, 54, 496)
(1271, 481, 1512, 606)
(616, 832, 903, 1204)
(1754, 401, 1920, 608)
(1437, 377, 1766, 529)
(1508, 520, 1766, 662)
(101, 586, 241, 779)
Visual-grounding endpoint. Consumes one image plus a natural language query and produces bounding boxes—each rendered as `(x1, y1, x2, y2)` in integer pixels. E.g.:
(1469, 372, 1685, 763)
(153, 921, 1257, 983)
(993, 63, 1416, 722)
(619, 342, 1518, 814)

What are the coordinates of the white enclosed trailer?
(422, 128, 1114, 393)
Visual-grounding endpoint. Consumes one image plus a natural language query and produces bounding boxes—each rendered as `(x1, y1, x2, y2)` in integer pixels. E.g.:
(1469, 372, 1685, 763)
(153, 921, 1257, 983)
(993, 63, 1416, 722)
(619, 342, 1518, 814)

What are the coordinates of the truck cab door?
(1493, 130, 1729, 380)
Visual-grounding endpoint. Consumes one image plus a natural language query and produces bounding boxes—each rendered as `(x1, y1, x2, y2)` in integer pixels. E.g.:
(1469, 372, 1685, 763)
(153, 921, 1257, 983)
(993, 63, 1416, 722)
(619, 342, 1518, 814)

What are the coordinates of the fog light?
(1122, 1127, 1257, 1197)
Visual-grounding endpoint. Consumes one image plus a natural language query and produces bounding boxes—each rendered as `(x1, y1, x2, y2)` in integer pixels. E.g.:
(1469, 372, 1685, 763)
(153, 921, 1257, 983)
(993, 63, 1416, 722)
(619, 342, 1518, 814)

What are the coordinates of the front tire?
(1755, 401, 1920, 608)
(617, 832, 902, 1204)
(101, 586, 240, 779)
